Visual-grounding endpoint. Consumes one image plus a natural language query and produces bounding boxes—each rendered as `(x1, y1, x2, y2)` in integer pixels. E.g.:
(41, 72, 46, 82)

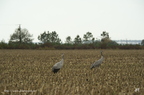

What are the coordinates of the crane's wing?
(52, 59, 64, 69)
(52, 55, 64, 73)
(90, 57, 104, 69)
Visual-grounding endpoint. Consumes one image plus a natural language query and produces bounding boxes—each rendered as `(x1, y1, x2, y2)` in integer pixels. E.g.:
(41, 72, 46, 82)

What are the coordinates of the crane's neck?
(60, 54, 64, 64)
(62, 55, 64, 59)
(101, 51, 103, 57)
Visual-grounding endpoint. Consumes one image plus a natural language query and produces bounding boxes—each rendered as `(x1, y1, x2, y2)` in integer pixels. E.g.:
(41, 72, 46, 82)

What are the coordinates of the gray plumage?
(90, 51, 104, 69)
(52, 54, 64, 73)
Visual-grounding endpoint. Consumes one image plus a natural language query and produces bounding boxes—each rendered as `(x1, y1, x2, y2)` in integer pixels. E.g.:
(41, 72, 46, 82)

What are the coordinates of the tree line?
(0, 25, 144, 49)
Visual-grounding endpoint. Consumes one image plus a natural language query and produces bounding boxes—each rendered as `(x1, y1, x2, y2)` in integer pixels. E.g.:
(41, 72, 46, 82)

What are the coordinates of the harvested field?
(0, 50, 144, 95)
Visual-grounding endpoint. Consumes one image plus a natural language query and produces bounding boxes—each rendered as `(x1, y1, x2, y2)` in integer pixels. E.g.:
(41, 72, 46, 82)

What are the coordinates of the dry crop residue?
(0, 50, 144, 95)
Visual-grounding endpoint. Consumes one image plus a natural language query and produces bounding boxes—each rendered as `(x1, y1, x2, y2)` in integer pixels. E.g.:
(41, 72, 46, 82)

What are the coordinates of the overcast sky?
(0, 0, 144, 43)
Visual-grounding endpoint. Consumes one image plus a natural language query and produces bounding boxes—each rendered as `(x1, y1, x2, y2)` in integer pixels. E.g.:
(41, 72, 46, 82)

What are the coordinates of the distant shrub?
(0, 40, 144, 49)
(0, 40, 8, 49)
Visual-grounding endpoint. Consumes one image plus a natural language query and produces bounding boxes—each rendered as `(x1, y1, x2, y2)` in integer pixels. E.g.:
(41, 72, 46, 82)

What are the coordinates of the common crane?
(52, 54, 64, 73)
(90, 51, 104, 69)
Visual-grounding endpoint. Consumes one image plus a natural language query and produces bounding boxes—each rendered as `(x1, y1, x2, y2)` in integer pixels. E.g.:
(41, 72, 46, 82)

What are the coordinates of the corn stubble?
(0, 50, 144, 95)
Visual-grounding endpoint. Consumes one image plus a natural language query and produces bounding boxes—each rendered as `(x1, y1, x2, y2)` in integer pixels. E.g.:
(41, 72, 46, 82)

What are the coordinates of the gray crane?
(90, 51, 104, 69)
(52, 54, 64, 73)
